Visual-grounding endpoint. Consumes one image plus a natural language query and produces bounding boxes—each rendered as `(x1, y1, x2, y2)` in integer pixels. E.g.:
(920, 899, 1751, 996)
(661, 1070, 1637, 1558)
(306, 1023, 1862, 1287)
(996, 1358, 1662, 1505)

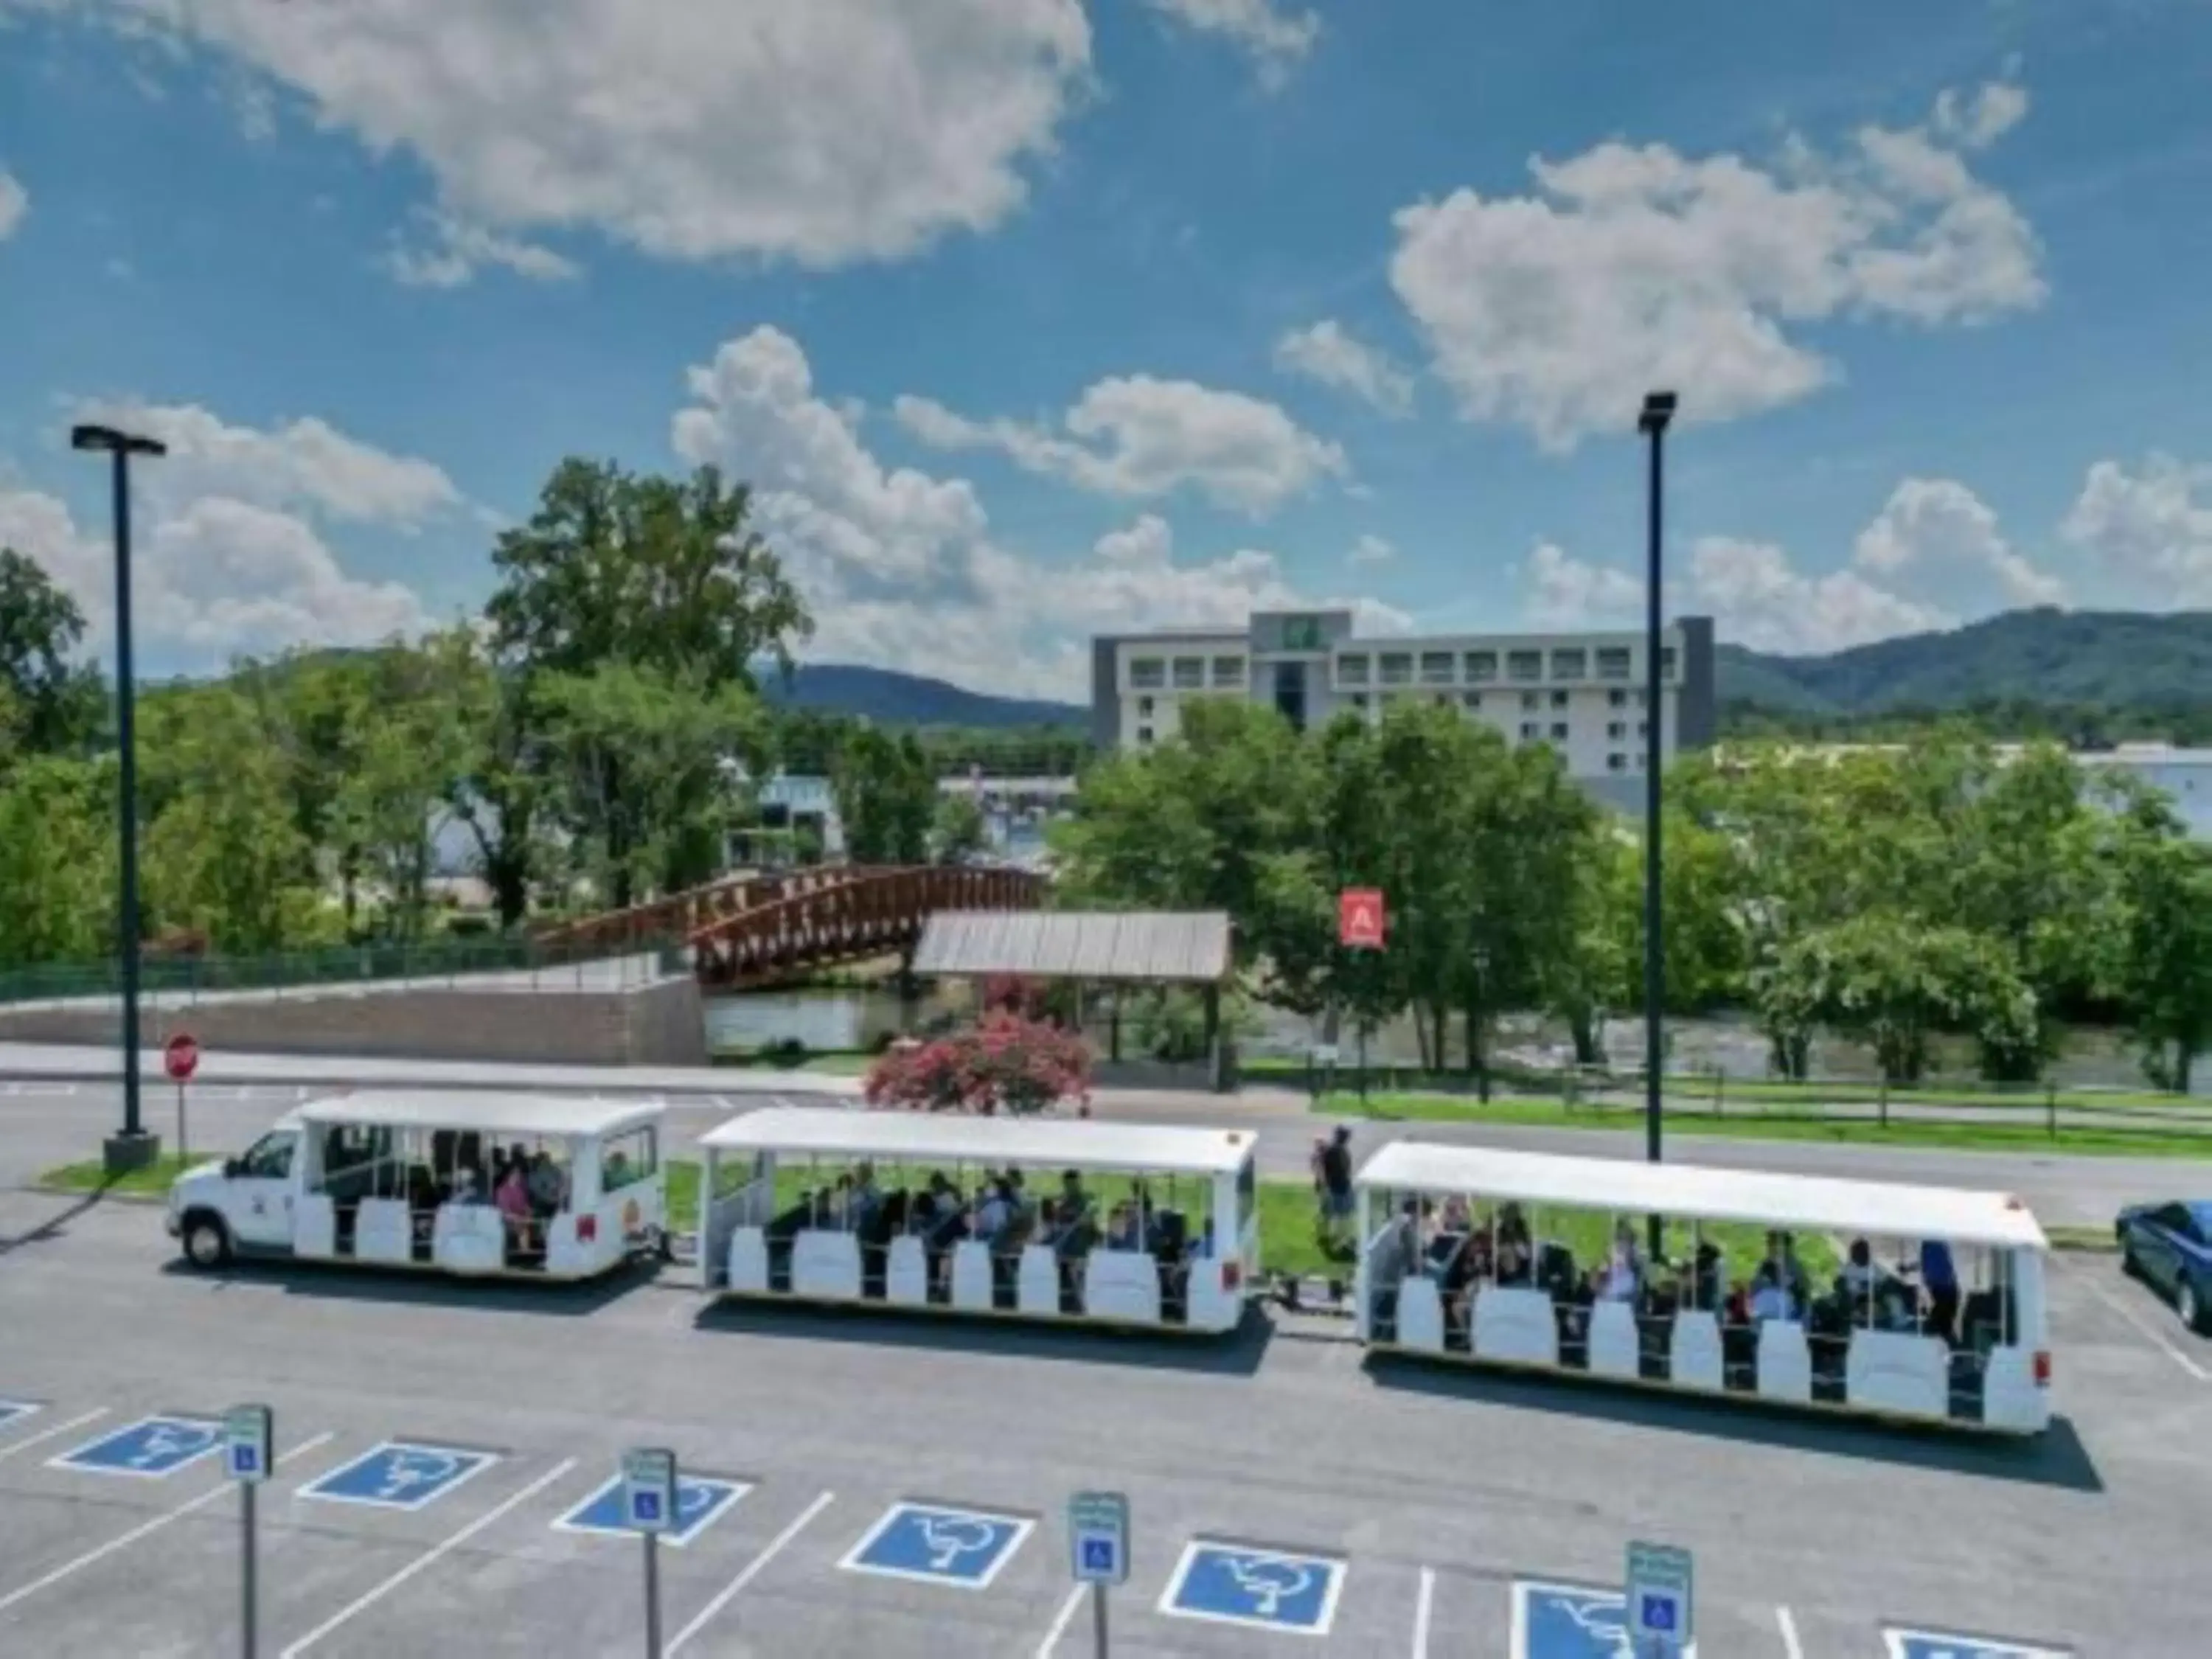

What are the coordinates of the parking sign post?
(623, 1448, 678, 1658)
(1068, 1491, 1129, 1657)
(1627, 1540, 1694, 1658)
(224, 1405, 271, 1659)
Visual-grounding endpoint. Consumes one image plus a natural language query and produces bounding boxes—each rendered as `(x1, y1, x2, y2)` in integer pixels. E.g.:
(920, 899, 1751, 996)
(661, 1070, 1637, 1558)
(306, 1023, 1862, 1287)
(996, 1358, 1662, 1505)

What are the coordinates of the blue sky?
(2, 0, 2211, 696)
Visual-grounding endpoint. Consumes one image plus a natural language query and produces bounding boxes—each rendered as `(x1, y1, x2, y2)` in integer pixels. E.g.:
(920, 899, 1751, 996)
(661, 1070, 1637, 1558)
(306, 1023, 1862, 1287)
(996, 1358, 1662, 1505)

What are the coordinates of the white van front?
(165, 1120, 305, 1267)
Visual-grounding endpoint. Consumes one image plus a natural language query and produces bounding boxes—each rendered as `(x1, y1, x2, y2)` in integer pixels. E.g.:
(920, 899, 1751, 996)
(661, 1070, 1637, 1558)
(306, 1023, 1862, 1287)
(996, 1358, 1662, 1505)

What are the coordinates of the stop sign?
(163, 1032, 200, 1082)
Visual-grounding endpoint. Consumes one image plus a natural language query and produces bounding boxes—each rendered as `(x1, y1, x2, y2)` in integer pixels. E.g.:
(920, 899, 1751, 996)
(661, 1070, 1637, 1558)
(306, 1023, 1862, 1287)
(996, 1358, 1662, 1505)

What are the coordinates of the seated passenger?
(1104, 1201, 1142, 1253)
(1919, 1238, 1961, 1345)
(974, 1180, 1013, 1245)
(526, 1151, 566, 1216)
(1596, 1220, 1642, 1302)
(1057, 1169, 1092, 1228)
(1842, 1237, 1879, 1299)
(451, 1165, 487, 1206)
(1748, 1259, 1796, 1324)
(1494, 1204, 1534, 1284)
(495, 1164, 532, 1246)
(1439, 1193, 1472, 1234)
(850, 1162, 883, 1231)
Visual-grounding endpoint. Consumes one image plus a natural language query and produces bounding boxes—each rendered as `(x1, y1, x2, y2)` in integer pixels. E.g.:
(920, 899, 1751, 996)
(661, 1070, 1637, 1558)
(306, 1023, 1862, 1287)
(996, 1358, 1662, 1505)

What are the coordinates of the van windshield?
(238, 1133, 294, 1180)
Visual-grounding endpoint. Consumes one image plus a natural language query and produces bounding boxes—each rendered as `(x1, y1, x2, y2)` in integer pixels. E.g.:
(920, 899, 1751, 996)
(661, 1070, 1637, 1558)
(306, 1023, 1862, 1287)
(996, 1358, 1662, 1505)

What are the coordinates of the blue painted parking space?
(1513, 1579, 1700, 1658)
(0, 1400, 36, 1432)
(554, 1475, 750, 1547)
(1886, 1629, 2072, 1658)
(300, 1441, 498, 1512)
(838, 1502, 1033, 1590)
(51, 1416, 222, 1479)
(1159, 1540, 1346, 1636)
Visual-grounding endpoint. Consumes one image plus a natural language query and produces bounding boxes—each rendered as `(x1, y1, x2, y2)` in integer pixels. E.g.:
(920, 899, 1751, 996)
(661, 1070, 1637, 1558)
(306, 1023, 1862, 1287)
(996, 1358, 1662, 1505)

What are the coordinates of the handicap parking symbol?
(302, 1441, 498, 1512)
(52, 1416, 223, 1479)
(554, 1475, 750, 1548)
(1161, 1540, 1347, 1636)
(1887, 1629, 2073, 1659)
(839, 1503, 1033, 1590)
(1514, 1579, 1700, 1659)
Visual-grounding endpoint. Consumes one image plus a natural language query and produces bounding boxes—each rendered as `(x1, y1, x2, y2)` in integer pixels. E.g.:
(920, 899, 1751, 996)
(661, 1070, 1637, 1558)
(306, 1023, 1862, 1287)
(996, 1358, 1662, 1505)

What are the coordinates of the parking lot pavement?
(7, 1200, 2212, 1656)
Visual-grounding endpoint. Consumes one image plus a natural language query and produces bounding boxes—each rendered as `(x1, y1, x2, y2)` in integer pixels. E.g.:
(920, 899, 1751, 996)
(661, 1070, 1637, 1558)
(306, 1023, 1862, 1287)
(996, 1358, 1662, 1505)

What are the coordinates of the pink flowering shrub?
(864, 1011, 1092, 1116)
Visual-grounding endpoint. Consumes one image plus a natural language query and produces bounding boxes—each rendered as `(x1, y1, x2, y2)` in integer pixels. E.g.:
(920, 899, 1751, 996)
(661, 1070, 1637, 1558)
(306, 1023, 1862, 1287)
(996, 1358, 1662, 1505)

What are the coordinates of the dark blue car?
(2115, 1200, 2212, 1333)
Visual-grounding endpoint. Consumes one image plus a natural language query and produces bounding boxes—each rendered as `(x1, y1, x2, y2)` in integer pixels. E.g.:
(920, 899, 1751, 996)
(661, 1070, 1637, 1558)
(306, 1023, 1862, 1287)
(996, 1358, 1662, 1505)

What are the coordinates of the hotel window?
(1518, 721, 1540, 741)
(1338, 654, 1370, 686)
(1608, 688, 1628, 709)
(1349, 692, 1368, 709)
(1550, 689, 1569, 709)
(1211, 655, 1245, 688)
(1138, 696, 1155, 717)
(1464, 650, 1498, 682)
(1507, 649, 1543, 681)
(1596, 646, 1632, 681)
(1130, 658, 1164, 689)
(1660, 646, 1678, 679)
(1551, 647, 1587, 680)
(1461, 691, 1482, 711)
(1420, 650, 1455, 685)
(1636, 690, 1649, 709)
(1638, 720, 1650, 738)
(1379, 652, 1413, 686)
(1136, 726, 1154, 746)
(1607, 720, 1625, 740)
(1521, 690, 1542, 711)
(1172, 657, 1205, 690)
(1607, 753, 1627, 773)
(1550, 722, 1570, 741)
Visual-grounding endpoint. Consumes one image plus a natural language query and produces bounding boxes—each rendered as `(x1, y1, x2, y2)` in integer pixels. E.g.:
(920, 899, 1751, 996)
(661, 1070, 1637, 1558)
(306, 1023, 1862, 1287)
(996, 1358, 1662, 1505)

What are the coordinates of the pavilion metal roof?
(911, 910, 1232, 984)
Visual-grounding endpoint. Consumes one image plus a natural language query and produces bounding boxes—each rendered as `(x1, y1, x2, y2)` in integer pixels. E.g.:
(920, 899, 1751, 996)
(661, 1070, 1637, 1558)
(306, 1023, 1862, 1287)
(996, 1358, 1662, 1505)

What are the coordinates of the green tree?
(486, 459, 810, 689)
(0, 549, 105, 757)
(0, 755, 115, 969)
(832, 726, 938, 865)
(140, 692, 333, 953)
(931, 790, 990, 865)
(2112, 824, 2212, 1092)
(538, 664, 765, 907)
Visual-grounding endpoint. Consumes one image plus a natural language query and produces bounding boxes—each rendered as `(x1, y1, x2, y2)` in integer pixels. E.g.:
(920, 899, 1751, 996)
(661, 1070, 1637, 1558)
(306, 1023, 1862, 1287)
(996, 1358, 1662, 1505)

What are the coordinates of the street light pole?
(72, 422, 167, 1174)
(1636, 392, 1676, 1195)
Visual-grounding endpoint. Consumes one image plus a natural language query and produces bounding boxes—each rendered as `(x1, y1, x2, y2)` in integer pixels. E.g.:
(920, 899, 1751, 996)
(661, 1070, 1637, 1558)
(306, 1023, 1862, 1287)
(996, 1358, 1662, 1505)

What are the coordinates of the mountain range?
(770, 609, 2212, 730)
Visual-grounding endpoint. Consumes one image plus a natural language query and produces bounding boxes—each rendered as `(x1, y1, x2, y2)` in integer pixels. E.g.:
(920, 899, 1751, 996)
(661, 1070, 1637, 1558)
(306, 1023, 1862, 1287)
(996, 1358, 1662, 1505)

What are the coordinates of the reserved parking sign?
(622, 1447, 678, 1534)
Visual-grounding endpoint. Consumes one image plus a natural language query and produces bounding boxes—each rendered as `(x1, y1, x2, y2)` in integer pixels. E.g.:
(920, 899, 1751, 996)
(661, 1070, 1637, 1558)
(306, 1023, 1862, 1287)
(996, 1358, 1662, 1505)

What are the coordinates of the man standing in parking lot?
(1317, 1127, 1355, 1256)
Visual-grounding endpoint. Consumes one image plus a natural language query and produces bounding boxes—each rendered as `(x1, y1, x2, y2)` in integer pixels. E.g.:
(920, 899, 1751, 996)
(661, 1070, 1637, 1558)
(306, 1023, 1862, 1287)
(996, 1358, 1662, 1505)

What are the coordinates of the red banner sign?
(1338, 888, 1385, 950)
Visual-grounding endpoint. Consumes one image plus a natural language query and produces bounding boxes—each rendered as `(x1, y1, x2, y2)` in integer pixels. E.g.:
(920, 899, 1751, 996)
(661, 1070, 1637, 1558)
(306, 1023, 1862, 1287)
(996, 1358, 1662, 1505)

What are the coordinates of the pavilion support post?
(1108, 987, 1121, 1063)
(1203, 982, 1225, 1093)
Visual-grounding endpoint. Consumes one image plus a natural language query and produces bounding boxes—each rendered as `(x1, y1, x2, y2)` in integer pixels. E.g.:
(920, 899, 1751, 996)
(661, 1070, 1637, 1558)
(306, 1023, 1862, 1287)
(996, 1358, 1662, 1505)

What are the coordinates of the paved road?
(4, 1065, 2205, 1228)
(1, 1188, 2206, 1656)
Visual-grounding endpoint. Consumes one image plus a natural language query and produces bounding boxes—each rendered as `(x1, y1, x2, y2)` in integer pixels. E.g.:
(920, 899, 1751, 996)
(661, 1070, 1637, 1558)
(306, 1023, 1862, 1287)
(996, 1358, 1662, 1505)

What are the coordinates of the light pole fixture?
(72, 422, 167, 1175)
(1636, 391, 1675, 1186)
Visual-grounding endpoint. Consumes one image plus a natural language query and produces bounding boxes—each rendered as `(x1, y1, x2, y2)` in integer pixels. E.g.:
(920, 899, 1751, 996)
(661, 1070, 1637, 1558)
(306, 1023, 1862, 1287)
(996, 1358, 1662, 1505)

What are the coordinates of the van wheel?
(2180, 1276, 2206, 1335)
(181, 1213, 232, 1270)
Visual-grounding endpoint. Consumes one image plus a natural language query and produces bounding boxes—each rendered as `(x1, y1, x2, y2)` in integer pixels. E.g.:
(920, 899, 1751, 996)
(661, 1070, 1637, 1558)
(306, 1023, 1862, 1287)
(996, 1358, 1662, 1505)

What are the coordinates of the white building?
(1090, 610, 1718, 807)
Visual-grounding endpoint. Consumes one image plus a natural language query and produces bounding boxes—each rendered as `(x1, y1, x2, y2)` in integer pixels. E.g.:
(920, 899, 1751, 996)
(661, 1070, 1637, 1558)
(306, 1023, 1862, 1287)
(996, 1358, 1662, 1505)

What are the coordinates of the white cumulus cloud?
(1685, 535, 1945, 654)
(71, 400, 467, 529)
(1349, 533, 1395, 567)
(1391, 79, 2045, 451)
(1274, 321, 1416, 417)
(0, 170, 26, 240)
(2061, 453, 2212, 607)
(675, 328, 1397, 696)
(44, 0, 1093, 279)
(1852, 476, 2063, 607)
(1522, 540, 1644, 629)
(382, 211, 582, 289)
(894, 377, 1348, 516)
(1142, 0, 1320, 87)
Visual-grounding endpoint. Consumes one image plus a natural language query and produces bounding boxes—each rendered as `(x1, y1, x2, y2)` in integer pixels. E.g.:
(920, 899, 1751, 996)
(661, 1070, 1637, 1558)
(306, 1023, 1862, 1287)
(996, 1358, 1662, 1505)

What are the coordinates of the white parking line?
(2069, 1262, 2210, 1382)
(1778, 1604, 1805, 1658)
(279, 1457, 577, 1656)
(1035, 1584, 1085, 1657)
(667, 1489, 834, 1655)
(0, 1431, 333, 1617)
(0, 1408, 108, 1466)
(1411, 1566, 1435, 1658)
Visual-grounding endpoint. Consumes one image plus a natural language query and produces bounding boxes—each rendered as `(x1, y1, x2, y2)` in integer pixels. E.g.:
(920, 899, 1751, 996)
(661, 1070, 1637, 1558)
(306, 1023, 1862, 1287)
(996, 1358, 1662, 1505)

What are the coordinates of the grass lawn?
(37, 1151, 209, 1200)
(1317, 1091, 2212, 1159)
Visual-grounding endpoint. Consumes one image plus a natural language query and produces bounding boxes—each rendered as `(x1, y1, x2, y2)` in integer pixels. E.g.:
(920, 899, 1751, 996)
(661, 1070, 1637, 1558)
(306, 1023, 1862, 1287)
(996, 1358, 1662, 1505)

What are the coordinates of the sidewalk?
(0, 1041, 861, 1100)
